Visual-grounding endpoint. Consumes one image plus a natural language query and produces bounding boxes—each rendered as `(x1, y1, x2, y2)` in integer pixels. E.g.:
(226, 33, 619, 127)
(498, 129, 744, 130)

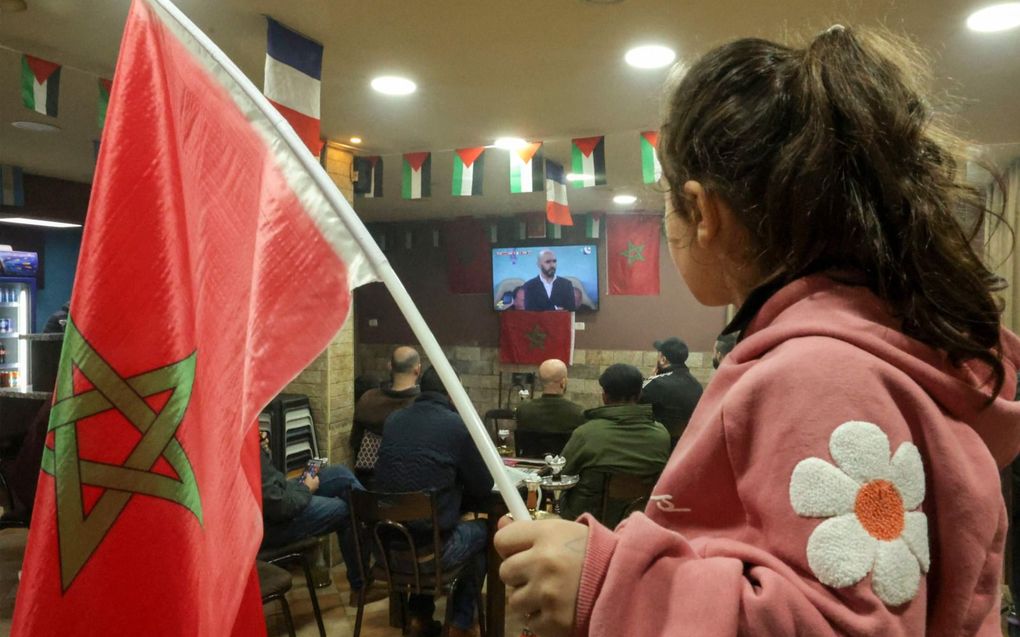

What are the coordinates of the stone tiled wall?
(357, 343, 716, 418)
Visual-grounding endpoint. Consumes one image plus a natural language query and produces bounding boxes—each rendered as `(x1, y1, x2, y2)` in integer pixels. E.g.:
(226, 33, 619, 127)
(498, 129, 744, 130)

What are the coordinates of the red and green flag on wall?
(607, 214, 660, 295)
(640, 131, 662, 185)
(499, 310, 574, 364)
(97, 78, 113, 130)
(452, 147, 485, 197)
(570, 135, 606, 188)
(509, 142, 543, 193)
(402, 151, 431, 199)
(21, 55, 61, 117)
(444, 217, 491, 294)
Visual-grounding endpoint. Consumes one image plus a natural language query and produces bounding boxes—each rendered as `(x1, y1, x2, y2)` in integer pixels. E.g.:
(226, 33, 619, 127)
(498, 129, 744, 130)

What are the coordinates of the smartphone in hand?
(300, 457, 328, 481)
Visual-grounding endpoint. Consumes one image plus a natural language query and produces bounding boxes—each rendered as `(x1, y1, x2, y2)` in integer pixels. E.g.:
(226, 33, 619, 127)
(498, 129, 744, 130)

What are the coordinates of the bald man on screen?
(522, 250, 577, 311)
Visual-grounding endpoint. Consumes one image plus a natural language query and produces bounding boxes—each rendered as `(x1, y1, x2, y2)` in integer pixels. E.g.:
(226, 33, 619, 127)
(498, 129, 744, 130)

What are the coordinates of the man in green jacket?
(559, 363, 671, 525)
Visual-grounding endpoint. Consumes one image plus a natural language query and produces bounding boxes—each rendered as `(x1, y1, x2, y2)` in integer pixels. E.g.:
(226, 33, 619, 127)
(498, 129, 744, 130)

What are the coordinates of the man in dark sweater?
(351, 346, 421, 474)
(374, 366, 493, 637)
(515, 358, 586, 434)
(639, 337, 704, 444)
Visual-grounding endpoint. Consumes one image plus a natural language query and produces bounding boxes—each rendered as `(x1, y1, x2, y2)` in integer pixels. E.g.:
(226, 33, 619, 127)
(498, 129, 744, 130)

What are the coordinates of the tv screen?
(492, 244, 599, 311)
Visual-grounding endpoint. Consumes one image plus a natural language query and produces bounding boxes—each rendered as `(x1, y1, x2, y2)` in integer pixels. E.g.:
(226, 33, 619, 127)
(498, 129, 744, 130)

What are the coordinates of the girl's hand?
(495, 517, 589, 637)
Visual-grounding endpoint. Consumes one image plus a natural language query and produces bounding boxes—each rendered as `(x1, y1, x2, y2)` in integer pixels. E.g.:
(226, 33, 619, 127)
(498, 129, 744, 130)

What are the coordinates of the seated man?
(640, 336, 704, 443)
(259, 434, 383, 606)
(351, 345, 421, 477)
(374, 366, 493, 637)
(514, 359, 585, 455)
(560, 363, 671, 525)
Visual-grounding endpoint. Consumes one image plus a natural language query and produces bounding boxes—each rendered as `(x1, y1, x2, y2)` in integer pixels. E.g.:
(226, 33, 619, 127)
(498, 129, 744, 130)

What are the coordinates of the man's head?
(537, 250, 557, 279)
(653, 337, 689, 370)
(389, 346, 421, 389)
(513, 286, 526, 310)
(713, 333, 739, 369)
(419, 365, 458, 396)
(599, 363, 644, 405)
(537, 358, 569, 395)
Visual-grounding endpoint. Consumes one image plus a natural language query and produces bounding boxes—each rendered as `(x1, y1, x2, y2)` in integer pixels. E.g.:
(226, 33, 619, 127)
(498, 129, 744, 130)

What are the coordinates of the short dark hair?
(598, 364, 644, 403)
(420, 365, 458, 395)
(391, 347, 420, 374)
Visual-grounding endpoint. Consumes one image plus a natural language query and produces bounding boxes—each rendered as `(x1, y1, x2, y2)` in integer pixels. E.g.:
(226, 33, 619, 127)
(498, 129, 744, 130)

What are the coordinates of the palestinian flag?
(582, 213, 602, 239)
(402, 152, 431, 199)
(452, 147, 485, 196)
(21, 55, 61, 117)
(571, 136, 606, 188)
(354, 156, 383, 198)
(509, 142, 543, 193)
(641, 131, 662, 185)
(97, 78, 113, 130)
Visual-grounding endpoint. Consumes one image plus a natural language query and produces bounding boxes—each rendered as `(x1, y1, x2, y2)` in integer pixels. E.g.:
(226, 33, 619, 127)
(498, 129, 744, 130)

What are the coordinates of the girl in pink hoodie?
(495, 27, 1020, 637)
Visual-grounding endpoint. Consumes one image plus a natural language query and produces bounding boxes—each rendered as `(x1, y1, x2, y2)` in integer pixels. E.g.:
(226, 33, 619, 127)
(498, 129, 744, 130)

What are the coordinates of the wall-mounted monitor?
(492, 244, 599, 312)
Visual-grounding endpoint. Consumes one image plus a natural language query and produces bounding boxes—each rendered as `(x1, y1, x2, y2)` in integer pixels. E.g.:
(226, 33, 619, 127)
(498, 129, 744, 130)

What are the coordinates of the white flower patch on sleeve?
(788, 420, 928, 606)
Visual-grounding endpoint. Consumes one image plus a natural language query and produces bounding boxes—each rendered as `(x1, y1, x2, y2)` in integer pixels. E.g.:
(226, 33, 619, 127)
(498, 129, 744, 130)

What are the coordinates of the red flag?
(444, 217, 492, 294)
(607, 214, 661, 295)
(12, 1, 376, 634)
(499, 311, 574, 364)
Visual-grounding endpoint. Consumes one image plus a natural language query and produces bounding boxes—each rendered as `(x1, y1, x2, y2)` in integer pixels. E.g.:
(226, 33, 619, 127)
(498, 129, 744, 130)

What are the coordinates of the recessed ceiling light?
(493, 137, 528, 150)
(613, 194, 637, 205)
(11, 120, 60, 132)
(624, 45, 676, 69)
(565, 173, 589, 181)
(350, 136, 362, 144)
(967, 2, 1020, 32)
(0, 217, 81, 228)
(370, 76, 416, 96)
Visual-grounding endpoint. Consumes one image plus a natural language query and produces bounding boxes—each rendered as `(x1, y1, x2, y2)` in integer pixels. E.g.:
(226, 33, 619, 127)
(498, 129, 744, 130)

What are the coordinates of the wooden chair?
(256, 536, 326, 637)
(349, 489, 486, 637)
(257, 560, 297, 637)
(593, 471, 660, 528)
(514, 430, 570, 459)
(483, 408, 514, 442)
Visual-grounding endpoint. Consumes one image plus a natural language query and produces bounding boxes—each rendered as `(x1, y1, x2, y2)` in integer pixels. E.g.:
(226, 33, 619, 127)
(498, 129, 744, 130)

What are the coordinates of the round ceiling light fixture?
(565, 173, 589, 181)
(370, 75, 417, 96)
(624, 44, 676, 69)
(349, 136, 362, 144)
(967, 2, 1020, 31)
(613, 194, 638, 205)
(11, 120, 59, 132)
(493, 137, 529, 150)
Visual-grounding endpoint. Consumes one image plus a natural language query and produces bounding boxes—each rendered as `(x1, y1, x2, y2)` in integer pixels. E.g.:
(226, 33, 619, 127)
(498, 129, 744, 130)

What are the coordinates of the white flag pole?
(148, 0, 531, 523)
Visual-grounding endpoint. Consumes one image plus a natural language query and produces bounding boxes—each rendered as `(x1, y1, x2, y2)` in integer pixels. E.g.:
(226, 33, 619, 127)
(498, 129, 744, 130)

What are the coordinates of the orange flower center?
(854, 479, 904, 540)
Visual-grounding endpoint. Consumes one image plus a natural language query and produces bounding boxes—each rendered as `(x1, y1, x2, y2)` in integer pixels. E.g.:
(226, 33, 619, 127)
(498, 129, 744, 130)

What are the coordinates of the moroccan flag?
(607, 214, 660, 295)
(97, 78, 113, 130)
(509, 142, 543, 193)
(11, 1, 379, 635)
(402, 151, 431, 199)
(21, 55, 61, 117)
(499, 310, 574, 364)
(452, 147, 485, 196)
(640, 131, 662, 185)
(444, 217, 492, 294)
(264, 17, 323, 155)
(571, 136, 606, 188)
(354, 155, 383, 198)
(0, 165, 25, 207)
(545, 159, 572, 226)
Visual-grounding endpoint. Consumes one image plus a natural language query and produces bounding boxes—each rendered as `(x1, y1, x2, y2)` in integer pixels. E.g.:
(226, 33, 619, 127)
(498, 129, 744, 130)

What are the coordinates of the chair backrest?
(592, 471, 659, 527)
(483, 408, 515, 441)
(514, 429, 571, 458)
(349, 489, 445, 595)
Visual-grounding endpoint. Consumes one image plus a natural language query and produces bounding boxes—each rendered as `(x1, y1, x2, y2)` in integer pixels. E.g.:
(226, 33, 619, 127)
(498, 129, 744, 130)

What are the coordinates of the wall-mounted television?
(492, 244, 599, 311)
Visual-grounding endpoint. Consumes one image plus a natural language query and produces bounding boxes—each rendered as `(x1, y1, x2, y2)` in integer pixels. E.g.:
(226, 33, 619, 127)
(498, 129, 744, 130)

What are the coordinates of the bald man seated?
(351, 346, 421, 474)
(514, 359, 586, 436)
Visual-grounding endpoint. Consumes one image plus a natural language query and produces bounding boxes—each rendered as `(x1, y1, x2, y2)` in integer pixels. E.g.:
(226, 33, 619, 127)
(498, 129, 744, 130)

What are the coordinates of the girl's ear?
(682, 180, 721, 249)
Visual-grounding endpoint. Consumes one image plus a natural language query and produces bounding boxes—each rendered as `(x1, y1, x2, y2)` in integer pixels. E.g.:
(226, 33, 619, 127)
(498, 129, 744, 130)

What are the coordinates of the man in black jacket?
(639, 337, 704, 445)
(374, 366, 493, 637)
(260, 436, 382, 605)
(522, 249, 576, 311)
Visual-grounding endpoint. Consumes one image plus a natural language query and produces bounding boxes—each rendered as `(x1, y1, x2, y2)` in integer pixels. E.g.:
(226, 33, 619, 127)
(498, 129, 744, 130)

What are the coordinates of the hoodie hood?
(731, 274, 1020, 467)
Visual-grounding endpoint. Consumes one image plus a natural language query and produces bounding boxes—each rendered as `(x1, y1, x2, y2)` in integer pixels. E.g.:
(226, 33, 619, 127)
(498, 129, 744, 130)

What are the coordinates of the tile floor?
(0, 524, 517, 637)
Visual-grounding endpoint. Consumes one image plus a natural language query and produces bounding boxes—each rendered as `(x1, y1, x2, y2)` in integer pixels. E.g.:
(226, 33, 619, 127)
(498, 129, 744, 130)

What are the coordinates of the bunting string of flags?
(452, 147, 485, 197)
(544, 159, 572, 226)
(21, 55, 61, 117)
(263, 18, 324, 155)
(640, 130, 662, 184)
(571, 136, 606, 188)
(509, 142, 544, 194)
(97, 78, 113, 129)
(402, 152, 432, 199)
(354, 156, 383, 198)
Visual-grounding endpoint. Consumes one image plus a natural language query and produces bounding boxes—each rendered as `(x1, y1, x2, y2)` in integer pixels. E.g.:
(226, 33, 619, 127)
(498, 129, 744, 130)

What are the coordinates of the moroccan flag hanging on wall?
(509, 142, 543, 193)
(571, 136, 606, 188)
(640, 131, 662, 185)
(21, 55, 61, 117)
(402, 152, 431, 199)
(452, 147, 485, 196)
(607, 214, 660, 295)
(97, 78, 113, 130)
(544, 159, 572, 226)
(499, 310, 574, 364)
(444, 217, 491, 294)
(354, 156, 383, 198)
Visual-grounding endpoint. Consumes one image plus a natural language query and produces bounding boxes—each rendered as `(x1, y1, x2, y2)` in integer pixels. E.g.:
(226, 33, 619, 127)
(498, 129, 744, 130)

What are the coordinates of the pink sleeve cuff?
(573, 514, 619, 637)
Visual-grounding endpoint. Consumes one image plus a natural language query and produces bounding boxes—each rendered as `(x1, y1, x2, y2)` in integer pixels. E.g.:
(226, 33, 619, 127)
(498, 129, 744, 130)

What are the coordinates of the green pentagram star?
(620, 240, 646, 266)
(525, 324, 548, 350)
(40, 317, 202, 591)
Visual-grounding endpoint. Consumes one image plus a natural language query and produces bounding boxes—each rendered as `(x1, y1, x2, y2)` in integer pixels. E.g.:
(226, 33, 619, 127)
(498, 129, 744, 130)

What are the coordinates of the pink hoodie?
(575, 275, 1020, 636)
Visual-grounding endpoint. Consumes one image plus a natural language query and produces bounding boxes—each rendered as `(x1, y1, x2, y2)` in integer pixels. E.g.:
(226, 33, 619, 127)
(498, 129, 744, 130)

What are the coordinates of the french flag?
(264, 18, 323, 155)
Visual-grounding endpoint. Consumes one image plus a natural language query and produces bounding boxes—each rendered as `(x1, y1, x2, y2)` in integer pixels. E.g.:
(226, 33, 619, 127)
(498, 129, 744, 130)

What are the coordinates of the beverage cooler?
(0, 251, 39, 390)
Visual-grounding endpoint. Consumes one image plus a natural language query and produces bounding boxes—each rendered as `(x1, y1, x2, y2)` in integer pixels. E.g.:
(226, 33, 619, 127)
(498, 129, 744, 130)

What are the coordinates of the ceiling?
(0, 0, 1019, 222)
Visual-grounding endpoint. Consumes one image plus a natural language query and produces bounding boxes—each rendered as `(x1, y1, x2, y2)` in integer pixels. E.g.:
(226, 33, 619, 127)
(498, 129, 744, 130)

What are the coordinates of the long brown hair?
(659, 27, 1008, 396)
